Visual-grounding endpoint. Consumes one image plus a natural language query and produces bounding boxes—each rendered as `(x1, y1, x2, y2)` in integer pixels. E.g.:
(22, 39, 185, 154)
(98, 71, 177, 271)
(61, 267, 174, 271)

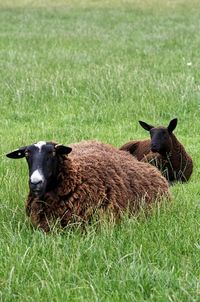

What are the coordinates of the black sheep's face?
(6, 141, 72, 198)
(139, 118, 178, 155)
(149, 127, 172, 154)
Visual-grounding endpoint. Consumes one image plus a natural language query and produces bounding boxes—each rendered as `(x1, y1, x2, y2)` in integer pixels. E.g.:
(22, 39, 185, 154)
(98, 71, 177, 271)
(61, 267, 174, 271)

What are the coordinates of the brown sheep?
(6, 140, 170, 232)
(120, 118, 193, 183)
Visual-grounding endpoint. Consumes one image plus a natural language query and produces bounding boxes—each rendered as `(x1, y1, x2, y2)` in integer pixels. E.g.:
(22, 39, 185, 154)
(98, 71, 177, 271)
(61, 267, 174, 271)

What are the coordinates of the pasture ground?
(0, 0, 200, 301)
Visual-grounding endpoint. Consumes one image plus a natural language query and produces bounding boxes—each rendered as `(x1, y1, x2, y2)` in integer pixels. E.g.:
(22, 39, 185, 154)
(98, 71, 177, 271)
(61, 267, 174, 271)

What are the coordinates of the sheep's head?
(6, 141, 72, 198)
(139, 118, 178, 155)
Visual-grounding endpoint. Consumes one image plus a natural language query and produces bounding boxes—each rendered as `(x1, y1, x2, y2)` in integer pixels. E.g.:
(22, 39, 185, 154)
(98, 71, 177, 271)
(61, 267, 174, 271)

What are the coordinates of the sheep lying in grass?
(6, 140, 170, 232)
(120, 118, 193, 183)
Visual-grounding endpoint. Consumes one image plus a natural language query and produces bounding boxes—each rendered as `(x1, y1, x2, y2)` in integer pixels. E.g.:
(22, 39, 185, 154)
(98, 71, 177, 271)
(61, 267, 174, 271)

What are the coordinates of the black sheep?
(120, 118, 193, 183)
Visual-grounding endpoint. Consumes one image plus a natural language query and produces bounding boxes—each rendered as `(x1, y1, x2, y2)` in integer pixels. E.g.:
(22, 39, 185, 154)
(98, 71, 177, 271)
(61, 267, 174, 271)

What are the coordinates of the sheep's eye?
(48, 150, 55, 157)
(25, 151, 30, 157)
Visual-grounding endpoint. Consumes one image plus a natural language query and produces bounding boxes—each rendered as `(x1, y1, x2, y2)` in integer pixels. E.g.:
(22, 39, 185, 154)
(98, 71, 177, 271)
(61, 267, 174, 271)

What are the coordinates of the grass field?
(0, 0, 200, 301)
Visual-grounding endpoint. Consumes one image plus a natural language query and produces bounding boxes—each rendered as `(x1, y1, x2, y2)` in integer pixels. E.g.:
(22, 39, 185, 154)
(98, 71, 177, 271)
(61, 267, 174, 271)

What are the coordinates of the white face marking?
(34, 141, 46, 152)
(30, 169, 44, 184)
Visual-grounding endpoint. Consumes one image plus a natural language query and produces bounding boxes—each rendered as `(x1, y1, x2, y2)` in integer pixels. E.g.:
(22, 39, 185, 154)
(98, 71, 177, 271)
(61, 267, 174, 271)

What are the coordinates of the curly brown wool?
(26, 141, 170, 232)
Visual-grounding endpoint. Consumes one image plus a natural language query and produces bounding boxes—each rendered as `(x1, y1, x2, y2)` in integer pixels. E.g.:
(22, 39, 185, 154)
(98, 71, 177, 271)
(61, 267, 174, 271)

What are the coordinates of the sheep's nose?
(30, 179, 43, 191)
(30, 170, 44, 186)
(30, 179, 43, 186)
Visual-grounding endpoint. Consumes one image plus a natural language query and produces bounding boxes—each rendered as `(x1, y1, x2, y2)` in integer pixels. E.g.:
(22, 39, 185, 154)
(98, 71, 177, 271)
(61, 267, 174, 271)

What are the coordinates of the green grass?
(0, 0, 200, 301)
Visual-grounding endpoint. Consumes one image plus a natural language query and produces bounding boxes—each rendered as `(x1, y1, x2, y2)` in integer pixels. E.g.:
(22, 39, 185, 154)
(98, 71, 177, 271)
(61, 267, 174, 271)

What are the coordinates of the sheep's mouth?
(30, 184, 46, 198)
(151, 146, 165, 155)
(152, 149, 167, 156)
(33, 189, 44, 197)
(151, 148, 163, 154)
(30, 188, 45, 198)
(29, 178, 47, 197)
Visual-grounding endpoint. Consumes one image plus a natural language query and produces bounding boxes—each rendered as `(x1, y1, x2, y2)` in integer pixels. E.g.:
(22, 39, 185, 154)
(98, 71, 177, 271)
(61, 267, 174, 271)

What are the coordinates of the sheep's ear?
(168, 118, 178, 133)
(6, 146, 27, 159)
(139, 121, 154, 131)
(55, 144, 72, 155)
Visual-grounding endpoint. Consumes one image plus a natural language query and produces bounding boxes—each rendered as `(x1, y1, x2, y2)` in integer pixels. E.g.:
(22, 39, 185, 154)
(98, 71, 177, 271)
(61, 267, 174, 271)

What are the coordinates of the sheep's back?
(120, 139, 151, 160)
(68, 141, 169, 209)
